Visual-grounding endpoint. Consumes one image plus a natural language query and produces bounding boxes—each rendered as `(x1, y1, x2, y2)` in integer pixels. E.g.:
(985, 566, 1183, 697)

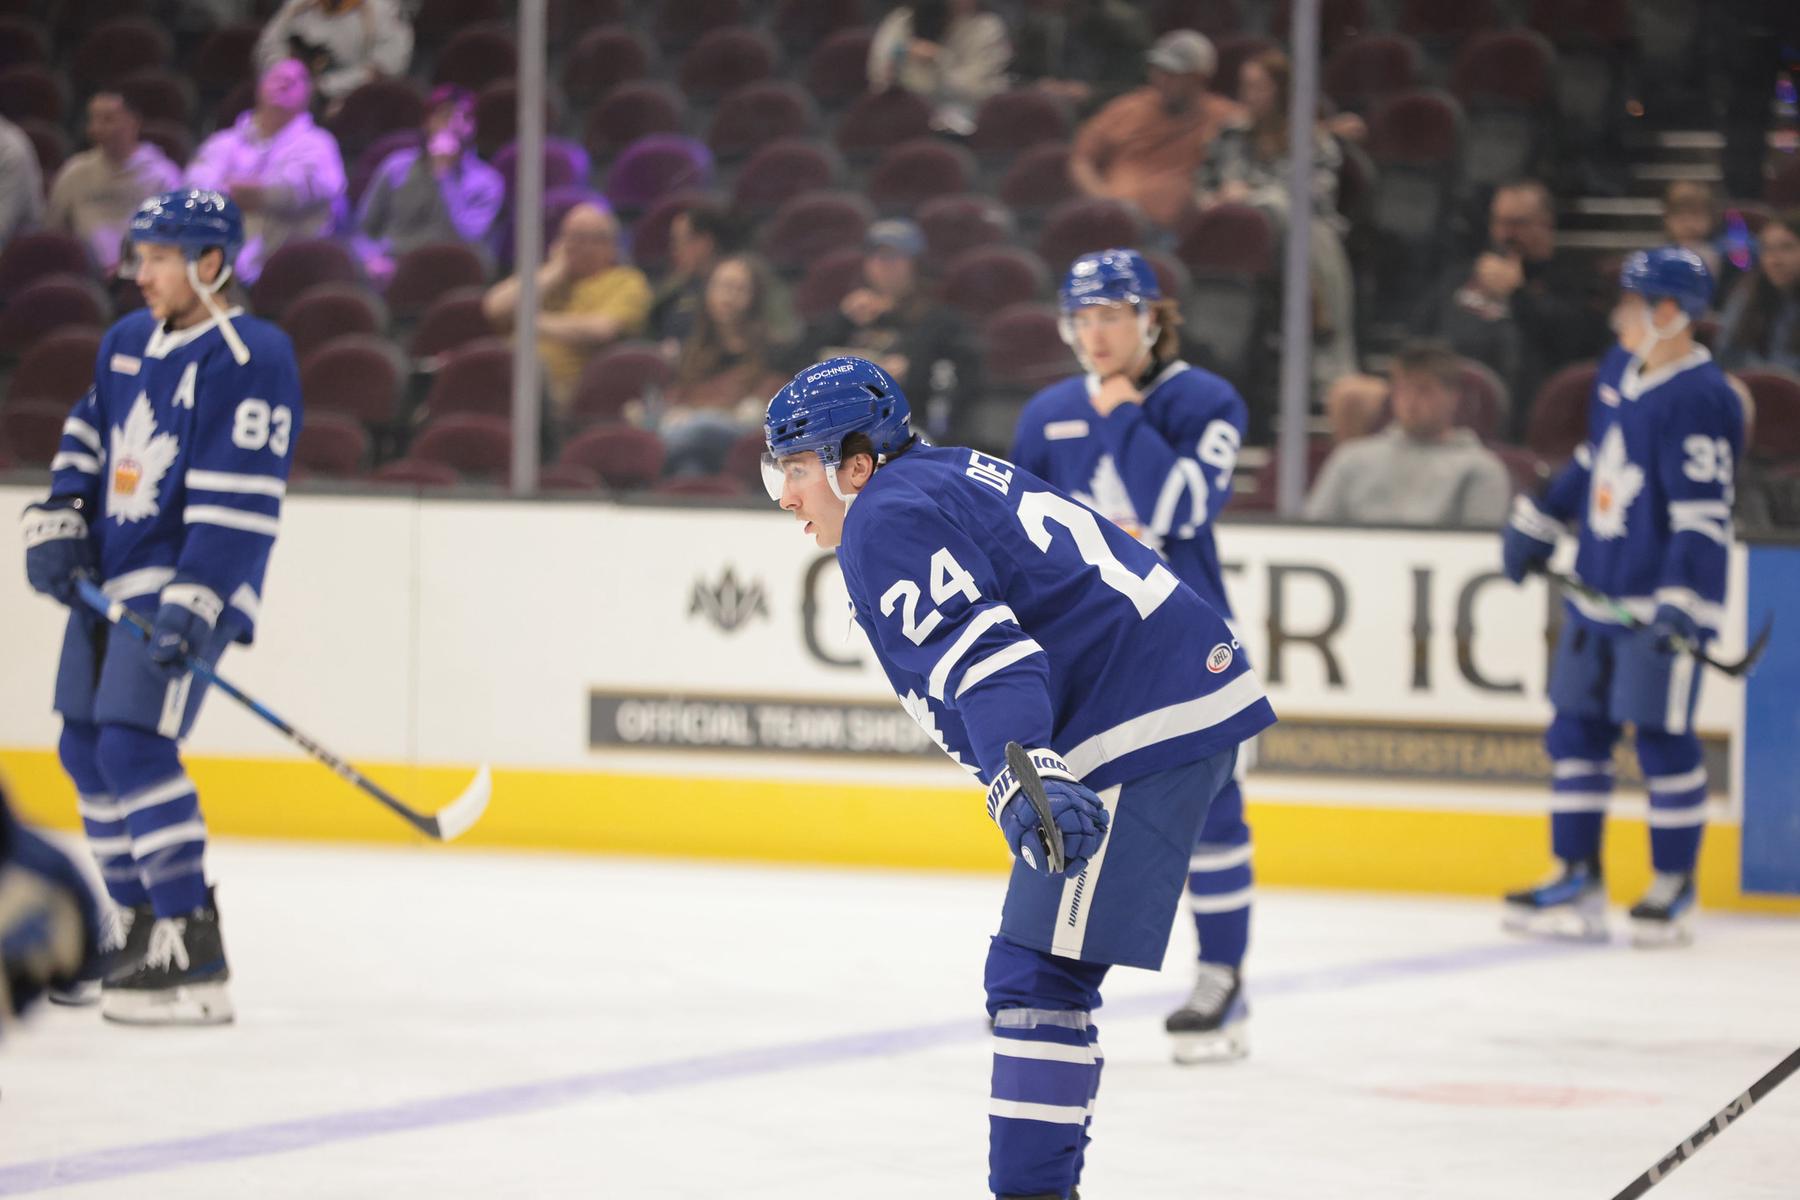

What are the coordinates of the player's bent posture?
(1501, 247, 1742, 947)
(19, 189, 302, 1023)
(763, 356, 1275, 1199)
(1011, 248, 1256, 1064)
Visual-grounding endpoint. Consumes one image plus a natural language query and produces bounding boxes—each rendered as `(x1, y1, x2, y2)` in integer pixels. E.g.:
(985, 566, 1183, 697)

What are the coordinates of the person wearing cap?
(1069, 30, 1242, 231)
(183, 59, 348, 286)
(353, 84, 503, 286)
(255, 0, 414, 109)
(803, 218, 980, 439)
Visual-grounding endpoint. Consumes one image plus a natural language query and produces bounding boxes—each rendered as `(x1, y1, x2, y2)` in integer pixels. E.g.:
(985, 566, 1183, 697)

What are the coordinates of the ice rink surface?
(1, 839, 1796, 1199)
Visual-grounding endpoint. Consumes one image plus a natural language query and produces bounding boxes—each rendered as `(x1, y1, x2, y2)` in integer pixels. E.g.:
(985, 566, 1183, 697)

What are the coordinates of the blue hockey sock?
(1187, 843, 1252, 969)
(1639, 729, 1707, 875)
(59, 720, 147, 909)
(95, 725, 209, 918)
(1546, 714, 1619, 865)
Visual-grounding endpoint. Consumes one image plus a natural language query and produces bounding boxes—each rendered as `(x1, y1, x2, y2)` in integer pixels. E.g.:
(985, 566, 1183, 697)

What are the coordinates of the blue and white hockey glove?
(1501, 496, 1561, 584)
(20, 496, 94, 605)
(986, 750, 1109, 877)
(1650, 602, 1704, 654)
(146, 582, 224, 681)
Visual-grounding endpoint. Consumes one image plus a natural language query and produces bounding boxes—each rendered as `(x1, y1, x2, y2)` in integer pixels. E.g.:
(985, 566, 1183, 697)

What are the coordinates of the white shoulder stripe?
(50, 451, 101, 474)
(185, 504, 281, 537)
(186, 469, 287, 498)
(927, 605, 1020, 700)
(62, 418, 101, 452)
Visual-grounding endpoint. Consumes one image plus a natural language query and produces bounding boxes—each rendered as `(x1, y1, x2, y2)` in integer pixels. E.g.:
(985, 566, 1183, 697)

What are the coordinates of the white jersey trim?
(50, 451, 101, 474)
(1186, 885, 1253, 914)
(132, 817, 207, 857)
(103, 566, 176, 601)
(1061, 670, 1266, 779)
(62, 418, 102, 452)
(955, 639, 1044, 699)
(988, 1099, 1090, 1125)
(185, 504, 281, 537)
(186, 469, 288, 498)
(990, 1036, 1094, 1064)
(1647, 766, 1707, 794)
(1188, 843, 1254, 872)
(927, 604, 1021, 700)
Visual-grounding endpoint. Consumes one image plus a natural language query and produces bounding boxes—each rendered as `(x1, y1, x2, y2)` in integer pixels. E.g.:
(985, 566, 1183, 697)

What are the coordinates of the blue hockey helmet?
(1059, 248, 1162, 314)
(128, 189, 245, 269)
(1618, 246, 1713, 319)
(763, 356, 912, 499)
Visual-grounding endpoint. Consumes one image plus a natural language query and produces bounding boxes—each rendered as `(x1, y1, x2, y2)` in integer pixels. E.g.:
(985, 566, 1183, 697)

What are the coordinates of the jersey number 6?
(1017, 490, 1178, 618)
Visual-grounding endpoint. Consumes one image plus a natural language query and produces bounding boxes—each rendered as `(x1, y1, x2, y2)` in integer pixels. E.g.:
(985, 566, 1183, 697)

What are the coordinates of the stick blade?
(1004, 741, 1065, 874)
(428, 764, 491, 842)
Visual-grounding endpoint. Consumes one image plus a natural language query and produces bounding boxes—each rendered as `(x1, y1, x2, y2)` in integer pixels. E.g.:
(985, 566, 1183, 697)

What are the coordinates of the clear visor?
(116, 240, 141, 281)
(760, 451, 830, 503)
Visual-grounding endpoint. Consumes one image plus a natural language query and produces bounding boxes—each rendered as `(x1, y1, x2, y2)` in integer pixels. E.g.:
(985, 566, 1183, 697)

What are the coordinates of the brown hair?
(1390, 340, 1463, 390)
(675, 252, 794, 389)
(1726, 208, 1800, 362)
(1149, 297, 1184, 363)
(841, 429, 918, 469)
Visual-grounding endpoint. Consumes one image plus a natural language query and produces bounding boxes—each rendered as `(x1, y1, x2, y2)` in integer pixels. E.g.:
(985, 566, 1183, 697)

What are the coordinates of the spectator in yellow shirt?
(482, 201, 651, 416)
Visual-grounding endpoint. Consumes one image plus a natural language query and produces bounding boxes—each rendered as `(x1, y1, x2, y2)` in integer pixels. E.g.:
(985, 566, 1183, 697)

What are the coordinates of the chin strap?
(187, 259, 250, 365)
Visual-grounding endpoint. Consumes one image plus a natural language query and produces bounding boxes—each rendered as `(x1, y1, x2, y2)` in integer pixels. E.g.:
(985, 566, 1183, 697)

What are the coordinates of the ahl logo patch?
(1206, 642, 1234, 673)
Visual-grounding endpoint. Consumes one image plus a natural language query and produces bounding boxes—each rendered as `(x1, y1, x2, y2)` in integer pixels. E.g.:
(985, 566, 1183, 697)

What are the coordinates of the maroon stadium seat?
(1367, 89, 1465, 245)
(606, 134, 715, 215)
(1175, 205, 1274, 382)
(1526, 361, 1599, 464)
(409, 286, 492, 365)
(1036, 197, 1147, 276)
(420, 337, 514, 419)
(293, 411, 370, 478)
(1739, 371, 1800, 461)
(653, 0, 745, 49)
(5, 327, 100, 408)
(0, 276, 108, 355)
(0, 231, 91, 303)
(0, 64, 66, 124)
(538, 461, 607, 493)
(1175, 203, 1276, 278)
(411, 413, 513, 480)
(16, 115, 65, 178)
(413, 0, 506, 48)
(998, 142, 1078, 217)
(138, 118, 193, 170)
(250, 239, 363, 320)
(0, 400, 69, 467)
(189, 22, 260, 95)
(385, 241, 490, 321)
(433, 23, 517, 92)
(212, 79, 255, 130)
(1527, 0, 1630, 43)
(654, 474, 745, 498)
(559, 425, 667, 490)
(561, 27, 649, 110)
(328, 78, 427, 167)
(806, 29, 876, 109)
(967, 90, 1073, 158)
(547, 0, 628, 42)
(1767, 160, 1800, 207)
(116, 69, 195, 126)
(628, 189, 709, 276)
(730, 138, 843, 217)
(299, 334, 408, 425)
(1324, 34, 1421, 115)
(982, 303, 1076, 392)
(570, 341, 675, 427)
(867, 137, 976, 214)
(833, 89, 933, 160)
(1151, 0, 1241, 37)
(70, 18, 171, 93)
(773, 0, 866, 48)
(1451, 30, 1555, 185)
(0, 16, 47, 69)
(940, 245, 1049, 317)
(793, 246, 867, 321)
(917, 193, 1015, 264)
(677, 26, 777, 101)
(1140, 250, 1193, 302)
(1490, 444, 1547, 495)
(371, 458, 461, 488)
(706, 80, 819, 161)
(1453, 356, 1511, 441)
(1274, 0, 1369, 54)
(583, 82, 687, 162)
(1398, 0, 1499, 48)
(280, 283, 388, 360)
(473, 79, 560, 161)
(760, 190, 874, 274)
(725, 428, 767, 490)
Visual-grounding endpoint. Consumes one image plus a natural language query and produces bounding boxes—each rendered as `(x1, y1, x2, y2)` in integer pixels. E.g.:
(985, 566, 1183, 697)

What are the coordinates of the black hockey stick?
(1542, 569, 1773, 678)
(1609, 1045, 1800, 1199)
(75, 580, 489, 842)
(1004, 741, 1066, 874)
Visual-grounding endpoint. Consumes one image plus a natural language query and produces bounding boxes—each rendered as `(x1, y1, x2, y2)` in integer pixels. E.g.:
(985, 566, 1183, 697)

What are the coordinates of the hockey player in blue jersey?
(763, 356, 1276, 1200)
(1011, 248, 1256, 1064)
(19, 189, 302, 1024)
(1501, 246, 1743, 947)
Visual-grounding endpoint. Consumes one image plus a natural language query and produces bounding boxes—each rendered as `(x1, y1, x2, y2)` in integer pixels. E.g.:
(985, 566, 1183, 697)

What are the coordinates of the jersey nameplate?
(1045, 420, 1089, 441)
(965, 451, 1013, 496)
(110, 354, 141, 376)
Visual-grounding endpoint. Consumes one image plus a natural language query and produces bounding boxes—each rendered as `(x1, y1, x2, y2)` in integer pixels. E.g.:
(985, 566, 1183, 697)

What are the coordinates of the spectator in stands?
(1662, 180, 1726, 284)
(1716, 209, 1800, 375)
(0, 115, 43, 246)
(185, 58, 348, 285)
(868, 0, 1011, 137)
(803, 218, 980, 439)
(1413, 180, 1610, 440)
(1069, 31, 1241, 231)
(256, 0, 414, 112)
(483, 201, 651, 416)
(353, 85, 502, 286)
(650, 199, 735, 349)
(46, 92, 182, 273)
(1196, 48, 1355, 389)
(1304, 342, 1511, 528)
(657, 253, 797, 475)
(1323, 373, 1388, 446)
(1013, 0, 1152, 109)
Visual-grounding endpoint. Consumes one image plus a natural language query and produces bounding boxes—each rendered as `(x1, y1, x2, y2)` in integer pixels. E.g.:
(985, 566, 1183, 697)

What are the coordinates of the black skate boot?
(100, 891, 232, 1026)
(1164, 962, 1248, 1064)
(1502, 857, 1606, 942)
(1628, 871, 1696, 948)
(52, 900, 151, 1006)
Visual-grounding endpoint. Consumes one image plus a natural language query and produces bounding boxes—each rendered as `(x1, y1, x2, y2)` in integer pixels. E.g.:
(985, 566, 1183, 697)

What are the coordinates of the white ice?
(2, 840, 1797, 1198)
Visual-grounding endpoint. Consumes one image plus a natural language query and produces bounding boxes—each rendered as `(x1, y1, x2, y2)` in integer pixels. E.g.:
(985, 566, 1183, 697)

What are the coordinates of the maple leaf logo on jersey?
(898, 689, 979, 777)
(107, 392, 179, 523)
(1074, 455, 1146, 542)
(1587, 425, 1642, 541)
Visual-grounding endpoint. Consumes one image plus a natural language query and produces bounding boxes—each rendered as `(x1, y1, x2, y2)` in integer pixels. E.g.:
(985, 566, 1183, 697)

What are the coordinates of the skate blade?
(101, 980, 235, 1026)
(1630, 917, 1693, 949)
(1502, 903, 1609, 943)
(1171, 1020, 1249, 1065)
(47, 979, 100, 1007)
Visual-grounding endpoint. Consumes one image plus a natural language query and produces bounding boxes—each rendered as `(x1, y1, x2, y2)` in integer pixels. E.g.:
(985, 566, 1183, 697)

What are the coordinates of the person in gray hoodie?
(1304, 341, 1512, 528)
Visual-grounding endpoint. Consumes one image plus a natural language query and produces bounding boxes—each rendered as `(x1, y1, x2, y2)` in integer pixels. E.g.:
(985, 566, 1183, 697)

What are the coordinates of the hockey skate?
(1165, 962, 1248, 1064)
(101, 893, 232, 1026)
(1502, 859, 1608, 942)
(49, 901, 150, 1007)
(1629, 872, 1695, 948)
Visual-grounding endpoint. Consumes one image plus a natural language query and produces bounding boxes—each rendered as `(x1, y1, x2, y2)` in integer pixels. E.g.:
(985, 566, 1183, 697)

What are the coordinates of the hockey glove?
(20, 496, 94, 604)
(1650, 602, 1704, 655)
(146, 582, 224, 681)
(1501, 497, 1560, 584)
(987, 750, 1109, 877)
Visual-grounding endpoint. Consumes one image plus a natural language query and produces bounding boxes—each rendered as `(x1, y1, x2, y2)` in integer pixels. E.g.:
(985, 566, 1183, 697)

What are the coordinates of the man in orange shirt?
(1069, 31, 1242, 231)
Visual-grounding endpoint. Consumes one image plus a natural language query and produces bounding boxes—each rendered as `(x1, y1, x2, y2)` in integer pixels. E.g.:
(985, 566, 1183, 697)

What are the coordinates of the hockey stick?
(74, 580, 490, 842)
(1003, 741, 1066, 874)
(1542, 569, 1773, 678)
(1609, 1045, 1800, 1199)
